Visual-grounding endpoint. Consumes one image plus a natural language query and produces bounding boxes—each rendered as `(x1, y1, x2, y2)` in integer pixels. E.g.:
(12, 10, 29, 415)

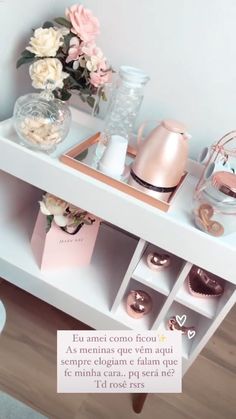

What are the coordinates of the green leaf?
(43, 21, 54, 28)
(55, 51, 65, 60)
(101, 91, 107, 101)
(75, 149, 88, 162)
(21, 49, 35, 58)
(54, 17, 72, 28)
(67, 75, 83, 89)
(63, 32, 74, 50)
(78, 93, 86, 102)
(93, 103, 100, 116)
(64, 66, 76, 74)
(86, 96, 95, 109)
(46, 215, 54, 232)
(60, 89, 72, 101)
(16, 55, 35, 69)
(63, 90, 72, 101)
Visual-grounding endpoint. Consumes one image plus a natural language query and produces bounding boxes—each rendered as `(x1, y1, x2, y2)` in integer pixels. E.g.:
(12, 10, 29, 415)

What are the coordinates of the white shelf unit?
(111, 239, 236, 373)
(0, 108, 235, 376)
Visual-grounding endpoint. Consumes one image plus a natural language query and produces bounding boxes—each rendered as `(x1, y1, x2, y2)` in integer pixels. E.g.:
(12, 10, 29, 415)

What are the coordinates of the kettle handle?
(137, 120, 161, 147)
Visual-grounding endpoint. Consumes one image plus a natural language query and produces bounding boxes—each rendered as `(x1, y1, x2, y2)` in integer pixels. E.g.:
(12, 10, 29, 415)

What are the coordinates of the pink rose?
(81, 42, 97, 57)
(90, 66, 112, 87)
(66, 37, 84, 63)
(65, 4, 100, 42)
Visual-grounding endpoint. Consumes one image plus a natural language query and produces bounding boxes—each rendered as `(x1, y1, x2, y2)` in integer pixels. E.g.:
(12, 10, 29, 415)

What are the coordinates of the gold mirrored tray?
(60, 132, 187, 212)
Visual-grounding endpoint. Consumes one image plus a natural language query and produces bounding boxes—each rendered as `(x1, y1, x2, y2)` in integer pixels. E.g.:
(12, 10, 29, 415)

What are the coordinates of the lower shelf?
(0, 180, 234, 369)
(0, 206, 138, 329)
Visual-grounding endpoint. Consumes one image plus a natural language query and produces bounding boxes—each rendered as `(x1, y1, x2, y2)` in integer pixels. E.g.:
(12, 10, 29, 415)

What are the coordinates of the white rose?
(85, 47, 105, 72)
(26, 27, 64, 57)
(29, 58, 69, 90)
(39, 193, 68, 227)
(86, 56, 101, 72)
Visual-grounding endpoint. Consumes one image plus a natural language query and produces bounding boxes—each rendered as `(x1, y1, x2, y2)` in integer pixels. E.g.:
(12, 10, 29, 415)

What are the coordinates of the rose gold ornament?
(167, 316, 196, 337)
(187, 266, 224, 298)
(126, 290, 152, 319)
(146, 252, 171, 271)
(196, 203, 224, 236)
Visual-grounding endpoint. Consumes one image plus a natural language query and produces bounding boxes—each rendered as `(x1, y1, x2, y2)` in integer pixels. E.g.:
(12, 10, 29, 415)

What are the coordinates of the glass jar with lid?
(13, 82, 71, 153)
(193, 171, 236, 236)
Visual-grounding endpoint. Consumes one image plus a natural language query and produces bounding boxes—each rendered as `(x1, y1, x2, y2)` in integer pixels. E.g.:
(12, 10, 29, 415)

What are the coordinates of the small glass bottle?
(95, 65, 149, 161)
(193, 171, 236, 236)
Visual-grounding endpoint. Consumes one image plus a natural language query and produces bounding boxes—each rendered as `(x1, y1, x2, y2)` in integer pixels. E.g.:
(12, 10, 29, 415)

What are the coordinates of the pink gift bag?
(31, 210, 100, 270)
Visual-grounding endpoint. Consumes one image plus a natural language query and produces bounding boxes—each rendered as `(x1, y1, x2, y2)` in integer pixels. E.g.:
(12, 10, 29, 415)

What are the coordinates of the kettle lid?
(162, 119, 187, 134)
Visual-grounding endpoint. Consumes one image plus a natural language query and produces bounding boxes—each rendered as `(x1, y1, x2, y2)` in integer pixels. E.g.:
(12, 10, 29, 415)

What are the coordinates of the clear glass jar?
(193, 171, 236, 236)
(95, 65, 149, 160)
(13, 86, 71, 153)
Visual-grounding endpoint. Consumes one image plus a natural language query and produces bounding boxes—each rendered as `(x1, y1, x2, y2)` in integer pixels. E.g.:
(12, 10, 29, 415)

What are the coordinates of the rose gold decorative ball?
(126, 290, 152, 319)
(146, 252, 171, 271)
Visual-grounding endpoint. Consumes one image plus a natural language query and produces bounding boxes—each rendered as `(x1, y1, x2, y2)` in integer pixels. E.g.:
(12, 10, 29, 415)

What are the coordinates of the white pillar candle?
(99, 135, 128, 178)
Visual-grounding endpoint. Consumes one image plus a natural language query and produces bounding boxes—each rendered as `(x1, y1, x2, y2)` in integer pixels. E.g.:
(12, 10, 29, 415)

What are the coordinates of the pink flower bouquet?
(17, 3, 112, 113)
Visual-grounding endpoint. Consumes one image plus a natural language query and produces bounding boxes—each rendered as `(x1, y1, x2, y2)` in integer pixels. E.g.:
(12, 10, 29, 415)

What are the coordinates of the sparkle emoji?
(158, 334, 167, 343)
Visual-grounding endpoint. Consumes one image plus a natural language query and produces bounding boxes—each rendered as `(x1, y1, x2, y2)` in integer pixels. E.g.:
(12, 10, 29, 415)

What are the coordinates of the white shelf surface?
(133, 244, 184, 295)
(0, 109, 236, 283)
(0, 206, 139, 330)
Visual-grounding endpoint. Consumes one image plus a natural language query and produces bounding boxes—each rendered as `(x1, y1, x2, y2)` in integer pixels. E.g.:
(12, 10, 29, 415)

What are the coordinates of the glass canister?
(13, 84, 71, 153)
(95, 65, 149, 160)
(193, 171, 236, 236)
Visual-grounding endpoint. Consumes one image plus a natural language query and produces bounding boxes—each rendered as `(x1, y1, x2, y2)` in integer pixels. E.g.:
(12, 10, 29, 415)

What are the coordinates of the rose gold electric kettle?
(129, 119, 190, 200)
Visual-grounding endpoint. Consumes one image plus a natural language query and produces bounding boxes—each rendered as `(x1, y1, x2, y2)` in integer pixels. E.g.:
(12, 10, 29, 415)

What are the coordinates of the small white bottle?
(99, 135, 128, 179)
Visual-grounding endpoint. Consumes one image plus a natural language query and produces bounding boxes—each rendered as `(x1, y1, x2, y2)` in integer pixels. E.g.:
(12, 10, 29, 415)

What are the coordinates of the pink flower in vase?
(65, 4, 100, 43)
(80, 41, 97, 57)
(83, 44, 107, 72)
(90, 65, 112, 87)
(66, 37, 84, 63)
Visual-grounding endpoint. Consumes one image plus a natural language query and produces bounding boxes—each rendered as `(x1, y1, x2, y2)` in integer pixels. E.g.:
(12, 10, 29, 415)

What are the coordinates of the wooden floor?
(0, 279, 235, 419)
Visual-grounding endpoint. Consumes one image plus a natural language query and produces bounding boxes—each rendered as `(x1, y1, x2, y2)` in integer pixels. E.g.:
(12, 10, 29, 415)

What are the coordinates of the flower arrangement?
(39, 193, 95, 234)
(17, 3, 112, 112)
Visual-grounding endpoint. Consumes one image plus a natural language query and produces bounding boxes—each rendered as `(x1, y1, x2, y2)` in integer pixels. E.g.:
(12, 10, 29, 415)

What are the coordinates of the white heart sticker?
(187, 330, 196, 339)
(176, 315, 187, 327)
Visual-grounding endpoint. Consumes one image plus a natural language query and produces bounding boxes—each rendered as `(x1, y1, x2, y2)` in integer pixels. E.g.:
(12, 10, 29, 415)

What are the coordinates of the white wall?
(1, 0, 236, 158)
